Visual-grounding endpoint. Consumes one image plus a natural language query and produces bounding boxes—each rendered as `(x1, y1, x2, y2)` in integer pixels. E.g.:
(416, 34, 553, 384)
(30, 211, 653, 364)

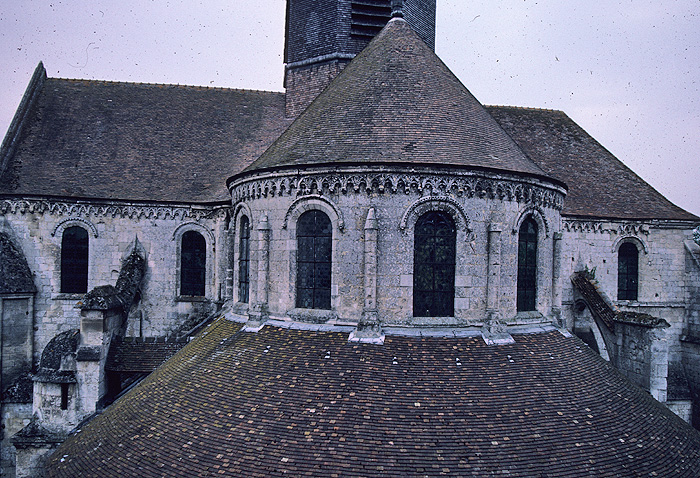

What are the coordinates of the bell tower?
(284, 0, 436, 117)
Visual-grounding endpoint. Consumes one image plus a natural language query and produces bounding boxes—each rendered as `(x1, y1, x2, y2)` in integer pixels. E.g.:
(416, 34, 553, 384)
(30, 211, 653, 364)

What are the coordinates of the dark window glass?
(61, 226, 88, 293)
(618, 242, 639, 300)
(181, 231, 206, 296)
(296, 210, 332, 310)
(413, 212, 456, 317)
(238, 216, 250, 303)
(60, 383, 69, 410)
(517, 218, 538, 311)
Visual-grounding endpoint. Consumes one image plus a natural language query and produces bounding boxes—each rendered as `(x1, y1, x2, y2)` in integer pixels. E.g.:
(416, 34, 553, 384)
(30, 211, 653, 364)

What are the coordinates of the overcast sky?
(1, 0, 698, 217)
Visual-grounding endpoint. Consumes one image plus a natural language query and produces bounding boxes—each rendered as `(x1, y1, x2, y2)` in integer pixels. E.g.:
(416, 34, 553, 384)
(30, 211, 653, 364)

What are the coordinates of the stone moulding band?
(230, 169, 566, 211)
(1, 198, 224, 221)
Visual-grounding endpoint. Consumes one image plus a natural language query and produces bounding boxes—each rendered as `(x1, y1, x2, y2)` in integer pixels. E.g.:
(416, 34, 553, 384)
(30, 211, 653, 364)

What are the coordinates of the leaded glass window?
(61, 226, 88, 293)
(413, 211, 456, 317)
(238, 216, 250, 303)
(181, 231, 206, 297)
(517, 218, 538, 311)
(296, 210, 332, 310)
(618, 242, 639, 300)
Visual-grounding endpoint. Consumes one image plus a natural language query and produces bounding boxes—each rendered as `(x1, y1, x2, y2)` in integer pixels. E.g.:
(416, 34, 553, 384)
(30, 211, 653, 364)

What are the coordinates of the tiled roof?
(46, 317, 700, 477)
(240, 18, 553, 182)
(0, 73, 291, 203)
(486, 106, 699, 221)
(105, 336, 185, 373)
(0, 232, 35, 294)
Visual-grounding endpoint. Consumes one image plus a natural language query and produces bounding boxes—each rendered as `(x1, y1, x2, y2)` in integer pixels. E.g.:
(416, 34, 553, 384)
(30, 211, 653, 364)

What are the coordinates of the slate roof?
(105, 336, 185, 373)
(0, 67, 291, 203)
(46, 317, 700, 477)
(239, 18, 553, 183)
(0, 232, 36, 294)
(486, 106, 699, 221)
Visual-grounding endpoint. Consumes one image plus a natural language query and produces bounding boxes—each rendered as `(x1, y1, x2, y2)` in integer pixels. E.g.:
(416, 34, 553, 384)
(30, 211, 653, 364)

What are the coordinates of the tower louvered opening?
(351, 0, 391, 38)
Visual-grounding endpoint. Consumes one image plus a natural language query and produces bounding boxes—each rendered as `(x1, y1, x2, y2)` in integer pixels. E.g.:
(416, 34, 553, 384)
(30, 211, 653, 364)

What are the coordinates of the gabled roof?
(46, 317, 700, 477)
(241, 18, 552, 182)
(487, 106, 699, 221)
(0, 65, 291, 203)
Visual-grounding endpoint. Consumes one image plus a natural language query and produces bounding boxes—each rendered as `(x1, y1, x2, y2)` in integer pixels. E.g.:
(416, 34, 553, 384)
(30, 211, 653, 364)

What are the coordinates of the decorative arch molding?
(171, 221, 215, 245)
(399, 196, 471, 233)
(232, 203, 253, 236)
(51, 218, 98, 238)
(512, 206, 550, 238)
(282, 195, 345, 232)
(612, 235, 649, 255)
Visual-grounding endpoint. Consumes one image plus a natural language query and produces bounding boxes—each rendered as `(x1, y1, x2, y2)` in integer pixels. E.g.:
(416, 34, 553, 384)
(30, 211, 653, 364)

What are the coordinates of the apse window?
(517, 218, 538, 311)
(296, 210, 332, 310)
(238, 216, 250, 303)
(413, 211, 456, 317)
(180, 231, 206, 297)
(61, 226, 89, 294)
(617, 242, 639, 300)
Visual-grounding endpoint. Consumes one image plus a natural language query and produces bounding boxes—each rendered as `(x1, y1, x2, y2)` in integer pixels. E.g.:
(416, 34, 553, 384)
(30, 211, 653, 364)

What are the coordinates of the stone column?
(248, 214, 270, 326)
(551, 232, 563, 326)
(361, 208, 379, 326)
(486, 225, 502, 321)
(351, 208, 383, 343)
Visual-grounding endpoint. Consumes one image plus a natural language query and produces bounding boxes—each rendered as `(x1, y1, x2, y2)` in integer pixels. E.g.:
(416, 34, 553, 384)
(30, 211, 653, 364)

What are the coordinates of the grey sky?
(1, 0, 698, 217)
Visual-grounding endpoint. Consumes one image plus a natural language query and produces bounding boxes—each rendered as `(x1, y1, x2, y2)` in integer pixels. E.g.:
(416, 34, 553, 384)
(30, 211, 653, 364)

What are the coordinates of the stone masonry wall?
(0, 200, 228, 366)
(232, 168, 563, 326)
(560, 220, 691, 361)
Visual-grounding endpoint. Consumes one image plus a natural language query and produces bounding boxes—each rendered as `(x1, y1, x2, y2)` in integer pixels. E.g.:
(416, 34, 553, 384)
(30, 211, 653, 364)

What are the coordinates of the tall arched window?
(618, 242, 639, 300)
(296, 210, 332, 310)
(413, 211, 456, 317)
(238, 216, 250, 303)
(61, 226, 88, 293)
(517, 218, 538, 312)
(181, 231, 206, 297)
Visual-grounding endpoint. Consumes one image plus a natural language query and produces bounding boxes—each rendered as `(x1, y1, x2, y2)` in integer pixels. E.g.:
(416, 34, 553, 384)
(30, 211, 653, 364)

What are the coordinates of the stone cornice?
(230, 167, 566, 211)
(1, 198, 225, 221)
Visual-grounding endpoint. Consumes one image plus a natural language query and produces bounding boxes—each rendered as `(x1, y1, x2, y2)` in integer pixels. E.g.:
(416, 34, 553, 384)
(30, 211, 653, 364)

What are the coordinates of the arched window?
(61, 226, 88, 293)
(296, 210, 332, 309)
(618, 242, 639, 300)
(180, 231, 206, 297)
(238, 216, 250, 303)
(413, 211, 456, 317)
(517, 218, 538, 312)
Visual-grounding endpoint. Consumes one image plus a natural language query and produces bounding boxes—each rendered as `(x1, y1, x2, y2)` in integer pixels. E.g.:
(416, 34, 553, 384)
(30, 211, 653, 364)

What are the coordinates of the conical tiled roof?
(241, 18, 553, 181)
(45, 317, 700, 477)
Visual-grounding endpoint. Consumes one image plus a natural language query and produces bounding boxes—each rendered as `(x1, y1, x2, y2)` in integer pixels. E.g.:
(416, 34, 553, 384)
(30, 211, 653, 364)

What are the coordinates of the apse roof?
(240, 18, 553, 182)
(45, 316, 700, 477)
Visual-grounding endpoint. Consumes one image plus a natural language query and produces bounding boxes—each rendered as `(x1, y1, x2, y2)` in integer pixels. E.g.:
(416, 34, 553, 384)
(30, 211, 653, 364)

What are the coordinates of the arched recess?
(52, 217, 98, 238)
(611, 235, 649, 255)
(283, 195, 344, 232)
(572, 299, 611, 361)
(400, 196, 472, 320)
(512, 206, 549, 238)
(284, 196, 342, 317)
(172, 222, 215, 299)
(232, 203, 253, 303)
(400, 196, 471, 234)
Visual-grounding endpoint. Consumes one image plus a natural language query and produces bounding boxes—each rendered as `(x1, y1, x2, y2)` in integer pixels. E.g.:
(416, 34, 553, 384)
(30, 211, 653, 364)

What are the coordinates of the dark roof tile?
(0, 77, 291, 203)
(487, 105, 698, 221)
(241, 19, 551, 182)
(46, 318, 700, 477)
